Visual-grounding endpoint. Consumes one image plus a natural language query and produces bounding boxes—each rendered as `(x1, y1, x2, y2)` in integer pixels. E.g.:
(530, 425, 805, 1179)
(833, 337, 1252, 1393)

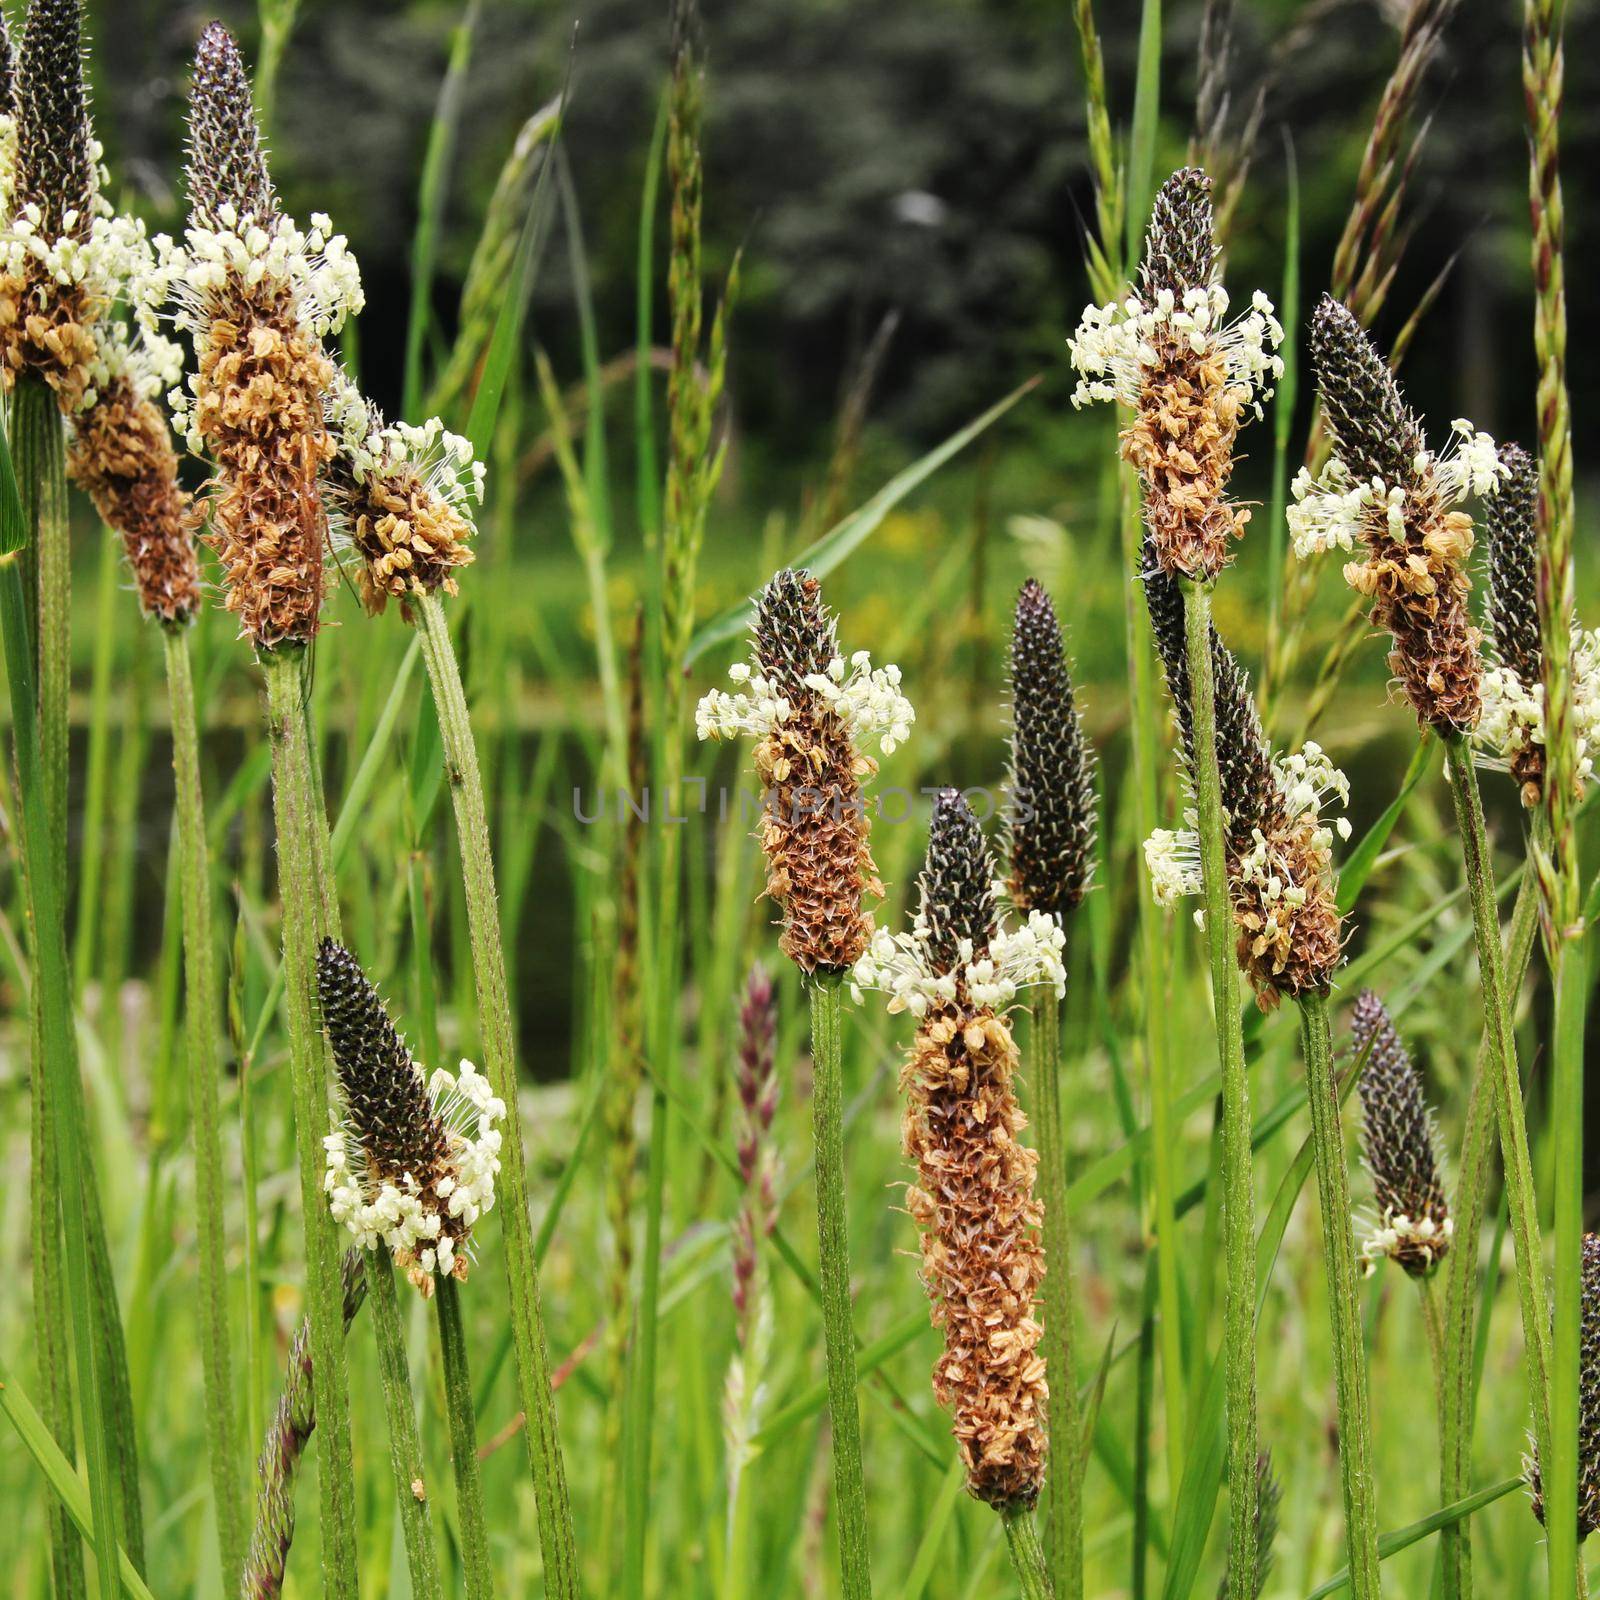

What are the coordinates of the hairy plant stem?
(436, 1274, 494, 1600)
(1443, 738, 1552, 1467)
(1002, 1505, 1056, 1600)
(262, 647, 358, 1599)
(414, 591, 580, 1596)
(163, 625, 245, 1583)
(1298, 993, 1382, 1599)
(1180, 577, 1256, 1598)
(365, 1256, 443, 1600)
(809, 971, 873, 1600)
(1439, 858, 1541, 1600)
(1032, 994, 1083, 1600)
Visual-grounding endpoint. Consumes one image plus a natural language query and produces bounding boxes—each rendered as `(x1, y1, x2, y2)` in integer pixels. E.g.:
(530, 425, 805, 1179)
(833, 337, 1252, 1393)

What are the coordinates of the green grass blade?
(1124, 0, 1162, 269)
(1337, 737, 1437, 914)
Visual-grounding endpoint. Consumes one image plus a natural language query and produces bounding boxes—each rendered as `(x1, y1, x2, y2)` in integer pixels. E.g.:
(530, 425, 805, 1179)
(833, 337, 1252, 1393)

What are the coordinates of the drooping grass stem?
(1442, 738, 1552, 1465)
(436, 1273, 494, 1600)
(261, 647, 359, 1599)
(1439, 857, 1541, 1600)
(808, 971, 873, 1600)
(1002, 1504, 1056, 1600)
(1031, 994, 1082, 1599)
(414, 590, 581, 1597)
(1298, 993, 1382, 1599)
(365, 1256, 444, 1600)
(1179, 577, 1256, 1598)
(162, 624, 245, 1583)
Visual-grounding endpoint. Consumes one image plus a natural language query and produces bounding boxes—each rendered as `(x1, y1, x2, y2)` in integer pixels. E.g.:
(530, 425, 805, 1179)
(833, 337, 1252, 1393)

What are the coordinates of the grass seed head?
(1350, 989, 1451, 1276)
(1006, 579, 1096, 919)
(1528, 1232, 1600, 1540)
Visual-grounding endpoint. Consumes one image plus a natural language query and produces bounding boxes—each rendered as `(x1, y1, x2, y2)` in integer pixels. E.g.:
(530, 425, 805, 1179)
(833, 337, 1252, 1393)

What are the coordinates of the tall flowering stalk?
(1524, 0, 1584, 1583)
(147, 25, 365, 1593)
(1070, 165, 1284, 1600)
(1005, 578, 1095, 1599)
(853, 789, 1064, 1590)
(320, 373, 582, 1594)
(698, 567, 914, 1600)
(0, 0, 147, 1581)
(1299, 299, 1556, 1504)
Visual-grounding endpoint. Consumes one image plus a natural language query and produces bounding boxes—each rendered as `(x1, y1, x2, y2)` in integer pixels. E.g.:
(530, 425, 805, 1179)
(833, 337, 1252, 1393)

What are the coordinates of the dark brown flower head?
(918, 787, 997, 979)
(1007, 580, 1096, 918)
(1138, 166, 1218, 303)
(0, 10, 15, 118)
(1141, 534, 1346, 1007)
(324, 382, 479, 616)
(728, 568, 890, 974)
(69, 374, 203, 625)
(1350, 989, 1451, 1277)
(1300, 295, 1489, 735)
(1529, 1232, 1600, 1541)
(731, 962, 778, 1328)
(0, 0, 102, 406)
(316, 938, 504, 1295)
(901, 999, 1047, 1508)
(187, 21, 278, 229)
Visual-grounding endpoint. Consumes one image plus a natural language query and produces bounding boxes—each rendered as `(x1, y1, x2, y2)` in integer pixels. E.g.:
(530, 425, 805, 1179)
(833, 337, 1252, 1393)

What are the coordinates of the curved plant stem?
(164, 625, 245, 1583)
(365, 1256, 443, 1600)
(1443, 739, 1552, 1467)
(1298, 992, 1382, 1599)
(1438, 859, 1541, 1600)
(415, 592, 581, 1597)
(809, 971, 873, 1600)
(262, 647, 358, 1600)
(1032, 995, 1083, 1600)
(1180, 577, 1256, 1599)
(436, 1274, 494, 1600)
(1002, 1504, 1056, 1600)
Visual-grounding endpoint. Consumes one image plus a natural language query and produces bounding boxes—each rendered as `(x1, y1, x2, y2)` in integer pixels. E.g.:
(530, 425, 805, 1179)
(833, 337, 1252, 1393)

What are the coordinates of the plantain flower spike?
(1476, 442, 1600, 806)
(1528, 1232, 1600, 1542)
(1140, 533, 1350, 1008)
(696, 568, 913, 973)
(856, 789, 1058, 1507)
(316, 938, 503, 1296)
(1294, 296, 1505, 736)
(1006, 579, 1096, 919)
(0, 0, 152, 410)
(1069, 166, 1284, 581)
(141, 22, 363, 650)
(1348, 990, 1451, 1277)
(323, 375, 481, 616)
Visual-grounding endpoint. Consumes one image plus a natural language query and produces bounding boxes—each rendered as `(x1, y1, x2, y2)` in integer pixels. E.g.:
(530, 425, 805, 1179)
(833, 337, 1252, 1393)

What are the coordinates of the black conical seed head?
(186, 22, 278, 229)
(1138, 167, 1217, 303)
(1008, 580, 1096, 917)
(14, 0, 95, 237)
(316, 938, 449, 1186)
(753, 567, 838, 700)
(918, 788, 996, 977)
(1530, 1233, 1600, 1540)
(1485, 442, 1542, 684)
(1307, 296, 1424, 490)
(0, 11, 16, 119)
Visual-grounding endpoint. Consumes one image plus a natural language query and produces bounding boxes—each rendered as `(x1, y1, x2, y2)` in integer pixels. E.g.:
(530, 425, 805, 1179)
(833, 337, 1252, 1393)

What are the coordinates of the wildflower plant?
(1295, 295, 1505, 736)
(697, 567, 912, 974)
(1350, 991, 1453, 1277)
(317, 938, 503, 1294)
(856, 790, 1062, 1515)
(1068, 166, 1284, 582)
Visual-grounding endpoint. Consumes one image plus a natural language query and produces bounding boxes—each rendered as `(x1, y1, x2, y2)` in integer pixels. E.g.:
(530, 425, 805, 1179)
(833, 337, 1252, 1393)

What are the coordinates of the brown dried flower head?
(1069, 168, 1283, 583)
(1296, 296, 1505, 735)
(0, 0, 105, 407)
(158, 23, 363, 650)
(1528, 1232, 1600, 1541)
(1349, 990, 1451, 1277)
(1142, 537, 1347, 1007)
(324, 378, 479, 616)
(698, 569, 915, 974)
(1007, 579, 1096, 918)
(898, 790, 1048, 1507)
